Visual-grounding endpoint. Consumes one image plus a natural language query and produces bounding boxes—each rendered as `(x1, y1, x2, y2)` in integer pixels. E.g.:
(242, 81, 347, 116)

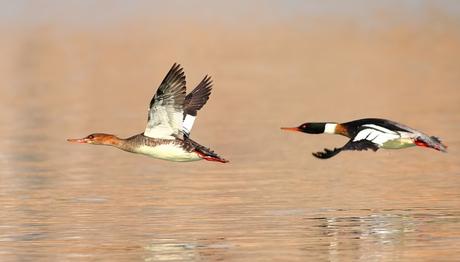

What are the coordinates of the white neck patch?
(324, 123, 337, 134)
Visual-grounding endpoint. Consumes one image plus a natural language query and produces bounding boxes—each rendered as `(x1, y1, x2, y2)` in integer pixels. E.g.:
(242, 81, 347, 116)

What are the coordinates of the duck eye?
(87, 135, 94, 139)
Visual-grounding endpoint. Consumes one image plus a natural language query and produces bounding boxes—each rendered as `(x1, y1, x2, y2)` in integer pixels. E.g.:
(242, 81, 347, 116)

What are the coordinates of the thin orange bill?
(280, 127, 300, 132)
(67, 138, 87, 143)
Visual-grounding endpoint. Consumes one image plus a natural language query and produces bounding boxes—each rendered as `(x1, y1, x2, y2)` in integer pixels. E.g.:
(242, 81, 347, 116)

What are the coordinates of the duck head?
(281, 123, 327, 134)
(67, 133, 120, 146)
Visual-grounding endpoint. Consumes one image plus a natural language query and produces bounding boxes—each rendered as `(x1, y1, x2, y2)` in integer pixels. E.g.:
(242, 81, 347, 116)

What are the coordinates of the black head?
(281, 122, 326, 134)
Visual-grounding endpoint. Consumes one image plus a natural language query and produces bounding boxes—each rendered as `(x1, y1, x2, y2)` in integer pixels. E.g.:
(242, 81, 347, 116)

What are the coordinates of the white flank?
(354, 129, 373, 141)
(182, 115, 196, 134)
(324, 123, 337, 134)
(372, 132, 399, 145)
(362, 124, 397, 134)
(136, 144, 202, 162)
(353, 128, 400, 146)
(366, 130, 380, 141)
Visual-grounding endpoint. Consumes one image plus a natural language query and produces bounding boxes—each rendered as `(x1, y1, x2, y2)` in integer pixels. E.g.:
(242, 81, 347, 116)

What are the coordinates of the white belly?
(135, 144, 202, 162)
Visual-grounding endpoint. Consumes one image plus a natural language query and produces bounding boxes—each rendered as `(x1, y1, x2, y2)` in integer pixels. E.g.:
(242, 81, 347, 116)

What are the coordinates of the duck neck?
(112, 134, 141, 152)
(324, 123, 338, 134)
(109, 136, 125, 147)
(98, 134, 125, 148)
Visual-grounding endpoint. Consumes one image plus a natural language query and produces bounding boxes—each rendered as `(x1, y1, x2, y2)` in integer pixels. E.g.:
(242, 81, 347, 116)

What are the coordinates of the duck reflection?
(144, 238, 231, 261)
(305, 210, 418, 260)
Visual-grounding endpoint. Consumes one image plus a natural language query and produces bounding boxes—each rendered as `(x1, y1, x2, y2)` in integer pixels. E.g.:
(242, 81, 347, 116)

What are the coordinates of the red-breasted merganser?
(281, 118, 447, 159)
(68, 63, 228, 163)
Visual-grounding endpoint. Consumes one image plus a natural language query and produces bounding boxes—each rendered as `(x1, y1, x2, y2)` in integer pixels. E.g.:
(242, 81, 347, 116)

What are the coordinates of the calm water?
(1, 13, 460, 261)
(1, 79, 460, 262)
(1, 128, 459, 261)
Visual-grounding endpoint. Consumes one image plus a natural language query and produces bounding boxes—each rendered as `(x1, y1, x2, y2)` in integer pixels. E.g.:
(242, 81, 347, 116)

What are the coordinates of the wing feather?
(182, 75, 213, 135)
(144, 63, 186, 139)
(313, 139, 379, 159)
(184, 75, 212, 117)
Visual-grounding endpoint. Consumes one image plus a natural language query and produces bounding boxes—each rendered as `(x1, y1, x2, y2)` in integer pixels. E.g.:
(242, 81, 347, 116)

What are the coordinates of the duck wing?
(343, 118, 411, 136)
(182, 75, 212, 135)
(312, 147, 342, 159)
(313, 139, 379, 159)
(313, 126, 389, 159)
(144, 63, 186, 139)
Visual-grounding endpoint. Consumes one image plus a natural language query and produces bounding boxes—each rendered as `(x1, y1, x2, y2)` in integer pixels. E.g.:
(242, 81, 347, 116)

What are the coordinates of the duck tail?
(415, 136, 447, 152)
(184, 136, 229, 163)
(195, 150, 229, 163)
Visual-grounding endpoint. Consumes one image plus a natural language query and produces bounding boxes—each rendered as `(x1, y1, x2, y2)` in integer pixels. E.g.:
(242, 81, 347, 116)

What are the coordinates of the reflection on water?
(139, 209, 460, 261)
(1, 8, 460, 261)
(308, 212, 419, 260)
(144, 238, 232, 261)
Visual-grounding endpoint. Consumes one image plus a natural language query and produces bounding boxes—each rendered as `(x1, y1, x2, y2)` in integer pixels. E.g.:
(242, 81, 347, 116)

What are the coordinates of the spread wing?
(312, 147, 342, 159)
(182, 75, 213, 135)
(313, 139, 380, 159)
(184, 75, 212, 117)
(144, 63, 186, 139)
(312, 126, 397, 159)
(355, 124, 401, 145)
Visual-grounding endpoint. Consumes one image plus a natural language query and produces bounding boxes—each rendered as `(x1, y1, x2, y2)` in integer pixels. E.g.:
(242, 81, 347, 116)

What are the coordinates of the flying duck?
(281, 118, 447, 159)
(68, 63, 228, 163)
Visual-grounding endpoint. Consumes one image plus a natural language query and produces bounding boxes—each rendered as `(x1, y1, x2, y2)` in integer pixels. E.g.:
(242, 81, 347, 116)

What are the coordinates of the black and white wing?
(144, 63, 186, 139)
(313, 124, 398, 159)
(355, 124, 401, 145)
(313, 140, 379, 159)
(343, 118, 412, 135)
(312, 147, 342, 159)
(182, 75, 213, 135)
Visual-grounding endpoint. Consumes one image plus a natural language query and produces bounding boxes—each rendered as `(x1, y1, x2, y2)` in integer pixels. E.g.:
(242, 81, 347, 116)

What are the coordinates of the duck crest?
(68, 64, 227, 163)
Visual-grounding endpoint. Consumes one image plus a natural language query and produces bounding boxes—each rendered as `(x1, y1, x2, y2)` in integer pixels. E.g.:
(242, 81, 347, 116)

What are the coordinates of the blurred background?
(1, 1, 459, 261)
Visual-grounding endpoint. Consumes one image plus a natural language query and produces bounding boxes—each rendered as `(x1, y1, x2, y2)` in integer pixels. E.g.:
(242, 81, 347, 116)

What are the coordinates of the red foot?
(195, 151, 229, 163)
(414, 139, 429, 148)
(414, 139, 446, 151)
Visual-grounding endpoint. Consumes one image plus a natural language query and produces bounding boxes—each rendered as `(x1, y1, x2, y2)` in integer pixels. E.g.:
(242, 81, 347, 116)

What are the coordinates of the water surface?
(1, 5, 460, 261)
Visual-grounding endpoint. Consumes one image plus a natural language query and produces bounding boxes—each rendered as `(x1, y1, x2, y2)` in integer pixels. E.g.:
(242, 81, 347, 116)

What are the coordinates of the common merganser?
(68, 63, 228, 163)
(281, 118, 447, 159)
